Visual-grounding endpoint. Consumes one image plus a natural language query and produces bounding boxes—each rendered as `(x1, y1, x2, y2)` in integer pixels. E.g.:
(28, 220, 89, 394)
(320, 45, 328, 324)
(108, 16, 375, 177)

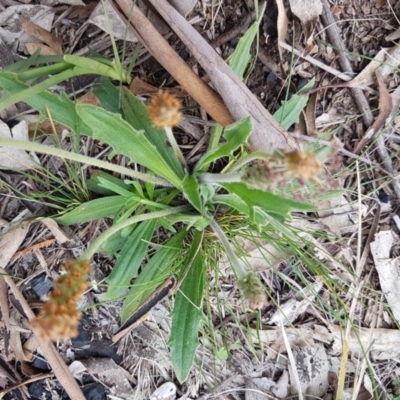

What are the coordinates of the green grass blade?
(229, 2, 266, 79)
(221, 182, 315, 217)
(0, 72, 90, 134)
(92, 77, 122, 114)
(195, 117, 252, 171)
(170, 231, 205, 383)
(182, 174, 203, 213)
(54, 195, 127, 225)
(121, 229, 188, 322)
(103, 219, 158, 301)
(273, 78, 315, 129)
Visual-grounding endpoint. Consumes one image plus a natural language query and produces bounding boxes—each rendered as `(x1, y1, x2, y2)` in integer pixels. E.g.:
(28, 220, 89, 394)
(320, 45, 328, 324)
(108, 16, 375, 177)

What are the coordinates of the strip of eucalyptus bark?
(1, 268, 86, 400)
(146, 0, 295, 152)
(112, 0, 233, 127)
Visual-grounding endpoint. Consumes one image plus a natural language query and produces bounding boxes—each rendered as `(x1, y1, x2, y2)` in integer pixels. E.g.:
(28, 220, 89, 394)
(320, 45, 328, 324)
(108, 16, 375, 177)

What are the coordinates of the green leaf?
(121, 88, 183, 179)
(121, 229, 188, 322)
(170, 231, 205, 383)
(229, 2, 266, 79)
(103, 219, 158, 301)
(0, 72, 90, 134)
(75, 104, 184, 187)
(273, 78, 315, 129)
(221, 182, 315, 217)
(195, 117, 252, 171)
(54, 195, 127, 225)
(213, 194, 284, 224)
(182, 174, 203, 213)
(64, 55, 131, 83)
(86, 171, 132, 196)
(92, 78, 122, 114)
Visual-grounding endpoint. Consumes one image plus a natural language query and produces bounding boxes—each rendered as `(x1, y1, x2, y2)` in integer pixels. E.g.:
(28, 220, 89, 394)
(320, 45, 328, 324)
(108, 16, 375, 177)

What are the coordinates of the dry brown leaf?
(353, 71, 392, 154)
(276, 0, 288, 63)
(0, 275, 10, 350)
(76, 92, 100, 106)
(376, 0, 387, 8)
(26, 117, 67, 138)
(24, 42, 59, 56)
(12, 239, 56, 260)
(0, 5, 55, 53)
(80, 358, 133, 397)
(167, 0, 196, 16)
(129, 76, 185, 97)
(57, 0, 84, 6)
(42, 218, 70, 243)
(129, 77, 159, 95)
(21, 19, 62, 54)
(89, 0, 138, 41)
(0, 120, 40, 170)
(0, 223, 30, 268)
(68, 2, 97, 19)
(289, 0, 322, 52)
(348, 48, 387, 88)
(9, 311, 31, 363)
(298, 91, 318, 136)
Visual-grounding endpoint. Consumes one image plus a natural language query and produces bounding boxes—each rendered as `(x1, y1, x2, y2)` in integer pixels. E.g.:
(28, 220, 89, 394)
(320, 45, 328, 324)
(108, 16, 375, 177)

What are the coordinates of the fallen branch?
(112, 0, 233, 128)
(113, 0, 294, 152)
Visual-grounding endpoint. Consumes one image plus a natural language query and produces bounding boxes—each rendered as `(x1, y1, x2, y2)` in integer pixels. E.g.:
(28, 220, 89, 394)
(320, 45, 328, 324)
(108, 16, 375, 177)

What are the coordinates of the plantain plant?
(0, 30, 329, 383)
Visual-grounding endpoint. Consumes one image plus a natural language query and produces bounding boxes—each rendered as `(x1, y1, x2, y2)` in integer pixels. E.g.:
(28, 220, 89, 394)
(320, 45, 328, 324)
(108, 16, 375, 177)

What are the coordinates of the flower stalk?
(210, 219, 268, 309)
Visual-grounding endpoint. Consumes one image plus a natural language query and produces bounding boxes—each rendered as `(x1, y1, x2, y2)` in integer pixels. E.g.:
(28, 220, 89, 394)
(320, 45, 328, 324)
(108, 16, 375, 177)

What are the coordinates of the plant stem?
(210, 219, 247, 279)
(226, 151, 272, 172)
(198, 172, 242, 184)
(0, 69, 76, 112)
(165, 126, 188, 170)
(83, 205, 192, 260)
(17, 62, 71, 82)
(0, 138, 173, 187)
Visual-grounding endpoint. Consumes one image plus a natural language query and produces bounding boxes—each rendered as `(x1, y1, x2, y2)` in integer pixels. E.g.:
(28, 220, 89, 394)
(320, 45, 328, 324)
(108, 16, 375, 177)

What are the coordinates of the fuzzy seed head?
(147, 91, 182, 128)
(237, 272, 268, 309)
(30, 260, 90, 341)
(284, 150, 322, 181)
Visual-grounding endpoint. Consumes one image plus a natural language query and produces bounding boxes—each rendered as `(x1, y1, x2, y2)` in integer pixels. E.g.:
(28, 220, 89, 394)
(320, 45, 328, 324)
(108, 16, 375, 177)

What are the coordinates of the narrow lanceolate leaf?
(54, 195, 127, 225)
(103, 219, 158, 301)
(0, 72, 90, 134)
(221, 182, 315, 217)
(121, 88, 184, 180)
(121, 229, 188, 323)
(273, 78, 315, 129)
(182, 174, 203, 213)
(195, 117, 252, 171)
(75, 104, 183, 187)
(229, 2, 266, 80)
(170, 231, 205, 383)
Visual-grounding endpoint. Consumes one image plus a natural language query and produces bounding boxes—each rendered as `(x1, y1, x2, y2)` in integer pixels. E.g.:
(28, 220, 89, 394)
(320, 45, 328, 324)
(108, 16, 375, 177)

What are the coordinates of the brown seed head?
(147, 91, 182, 128)
(285, 150, 322, 181)
(30, 260, 90, 341)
